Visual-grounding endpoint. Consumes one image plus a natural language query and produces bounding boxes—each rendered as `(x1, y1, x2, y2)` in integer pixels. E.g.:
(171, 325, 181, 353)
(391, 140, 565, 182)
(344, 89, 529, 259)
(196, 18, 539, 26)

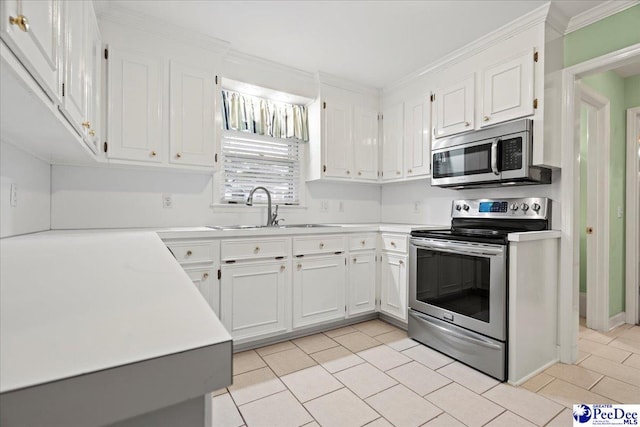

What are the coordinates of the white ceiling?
(98, 1, 608, 88)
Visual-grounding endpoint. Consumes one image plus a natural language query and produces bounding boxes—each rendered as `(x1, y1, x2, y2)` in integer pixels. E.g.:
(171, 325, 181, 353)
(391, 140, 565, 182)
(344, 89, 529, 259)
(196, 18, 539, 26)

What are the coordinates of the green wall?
(565, 5, 640, 67)
(566, 5, 640, 317)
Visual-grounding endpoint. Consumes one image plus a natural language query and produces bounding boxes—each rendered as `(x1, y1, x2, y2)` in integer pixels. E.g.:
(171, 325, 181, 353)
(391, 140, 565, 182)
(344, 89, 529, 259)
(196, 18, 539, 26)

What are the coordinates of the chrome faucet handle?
(274, 218, 285, 226)
(270, 205, 279, 226)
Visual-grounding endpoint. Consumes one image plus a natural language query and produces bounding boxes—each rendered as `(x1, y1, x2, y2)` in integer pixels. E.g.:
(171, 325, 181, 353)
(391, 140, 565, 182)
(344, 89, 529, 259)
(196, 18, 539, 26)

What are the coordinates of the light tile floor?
(212, 318, 640, 426)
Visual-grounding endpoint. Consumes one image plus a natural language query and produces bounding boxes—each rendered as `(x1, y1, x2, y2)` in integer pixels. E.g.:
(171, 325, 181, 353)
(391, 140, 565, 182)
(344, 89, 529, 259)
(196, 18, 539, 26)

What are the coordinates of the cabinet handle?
(319, 243, 324, 249)
(89, 129, 95, 136)
(484, 116, 490, 122)
(464, 122, 470, 127)
(150, 151, 157, 157)
(399, 260, 404, 266)
(176, 153, 182, 159)
(9, 15, 29, 32)
(280, 265, 286, 272)
(202, 273, 209, 280)
(186, 250, 193, 257)
(81, 121, 91, 128)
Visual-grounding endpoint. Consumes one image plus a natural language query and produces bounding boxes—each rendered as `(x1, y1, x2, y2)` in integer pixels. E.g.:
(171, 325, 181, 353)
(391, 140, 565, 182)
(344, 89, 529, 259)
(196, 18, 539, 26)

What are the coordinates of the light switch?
(10, 183, 18, 207)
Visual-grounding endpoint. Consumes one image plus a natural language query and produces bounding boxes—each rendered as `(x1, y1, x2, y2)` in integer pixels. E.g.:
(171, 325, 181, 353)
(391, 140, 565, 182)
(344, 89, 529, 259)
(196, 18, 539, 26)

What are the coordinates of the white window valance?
(221, 89, 309, 142)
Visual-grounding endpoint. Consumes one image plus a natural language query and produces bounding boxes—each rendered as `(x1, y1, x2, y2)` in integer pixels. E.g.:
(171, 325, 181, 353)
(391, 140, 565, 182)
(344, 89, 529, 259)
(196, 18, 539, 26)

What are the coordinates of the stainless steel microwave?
(431, 119, 551, 189)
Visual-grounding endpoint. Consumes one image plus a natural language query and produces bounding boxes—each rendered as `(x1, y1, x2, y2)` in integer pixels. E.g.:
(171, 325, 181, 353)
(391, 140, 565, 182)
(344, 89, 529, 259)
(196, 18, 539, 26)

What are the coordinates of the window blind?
(222, 131, 300, 204)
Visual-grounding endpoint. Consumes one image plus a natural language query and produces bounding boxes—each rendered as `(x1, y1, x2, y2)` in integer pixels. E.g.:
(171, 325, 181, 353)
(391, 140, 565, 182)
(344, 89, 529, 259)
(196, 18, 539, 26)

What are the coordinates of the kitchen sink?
(277, 224, 336, 228)
(207, 224, 338, 230)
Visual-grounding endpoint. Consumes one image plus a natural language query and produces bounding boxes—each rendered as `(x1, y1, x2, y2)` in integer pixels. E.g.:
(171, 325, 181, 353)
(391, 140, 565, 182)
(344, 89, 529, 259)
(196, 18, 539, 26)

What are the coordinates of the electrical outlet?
(162, 193, 173, 208)
(338, 201, 344, 212)
(321, 201, 329, 212)
(10, 183, 18, 207)
(413, 201, 421, 214)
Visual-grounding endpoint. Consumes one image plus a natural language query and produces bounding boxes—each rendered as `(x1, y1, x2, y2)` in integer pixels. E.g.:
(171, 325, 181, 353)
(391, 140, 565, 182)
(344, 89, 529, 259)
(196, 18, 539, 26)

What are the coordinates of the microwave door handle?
(491, 138, 500, 175)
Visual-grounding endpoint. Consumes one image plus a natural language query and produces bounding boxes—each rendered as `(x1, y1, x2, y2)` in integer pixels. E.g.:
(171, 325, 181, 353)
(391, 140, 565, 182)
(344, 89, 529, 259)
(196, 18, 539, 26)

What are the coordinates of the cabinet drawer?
(221, 238, 288, 262)
(293, 235, 345, 256)
(381, 234, 408, 253)
(167, 242, 216, 264)
(349, 234, 377, 251)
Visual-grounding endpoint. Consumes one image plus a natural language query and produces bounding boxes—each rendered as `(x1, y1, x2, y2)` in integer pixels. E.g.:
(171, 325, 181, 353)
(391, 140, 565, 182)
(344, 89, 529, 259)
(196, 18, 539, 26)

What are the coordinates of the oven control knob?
(521, 203, 529, 212)
(455, 204, 462, 211)
(532, 203, 541, 212)
(462, 204, 469, 211)
(510, 203, 519, 211)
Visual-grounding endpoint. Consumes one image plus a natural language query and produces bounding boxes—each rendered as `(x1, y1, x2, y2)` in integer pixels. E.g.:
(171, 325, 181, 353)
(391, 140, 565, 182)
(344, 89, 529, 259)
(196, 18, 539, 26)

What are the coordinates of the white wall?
(50, 166, 381, 229)
(381, 172, 562, 228)
(0, 141, 51, 237)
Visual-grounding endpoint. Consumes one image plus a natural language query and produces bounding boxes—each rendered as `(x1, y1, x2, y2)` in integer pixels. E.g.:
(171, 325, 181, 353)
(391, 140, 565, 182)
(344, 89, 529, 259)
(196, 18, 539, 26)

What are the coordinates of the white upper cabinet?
(353, 107, 378, 180)
(169, 61, 219, 167)
(481, 49, 535, 127)
(84, 8, 101, 152)
(381, 102, 403, 181)
(107, 48, 163, 163)
(323, 99, 353, 178)
(434, 75, 474, 139)
(1, 0, 60, 103)
(403, 95, 431, 177)
(60, 0, 86, 130)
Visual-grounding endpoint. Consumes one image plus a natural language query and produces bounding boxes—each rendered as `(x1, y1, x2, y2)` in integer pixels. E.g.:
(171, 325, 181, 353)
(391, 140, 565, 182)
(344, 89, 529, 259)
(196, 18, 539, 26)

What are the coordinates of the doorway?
(577, 83, 610, 332)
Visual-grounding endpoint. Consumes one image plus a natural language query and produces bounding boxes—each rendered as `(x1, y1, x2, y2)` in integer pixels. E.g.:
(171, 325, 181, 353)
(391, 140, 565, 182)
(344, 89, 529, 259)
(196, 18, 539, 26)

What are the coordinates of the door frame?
(558, 42, 640, 364)
(578, 83, 610, 332)
(626, 107, 640, 325)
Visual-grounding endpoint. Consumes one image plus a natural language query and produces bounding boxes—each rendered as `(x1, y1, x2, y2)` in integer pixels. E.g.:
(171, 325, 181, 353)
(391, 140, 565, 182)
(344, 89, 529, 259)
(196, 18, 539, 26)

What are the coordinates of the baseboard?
(609, 311, 626, 330)
(579, 292, 587, 318)
(508, 357, 559, 386)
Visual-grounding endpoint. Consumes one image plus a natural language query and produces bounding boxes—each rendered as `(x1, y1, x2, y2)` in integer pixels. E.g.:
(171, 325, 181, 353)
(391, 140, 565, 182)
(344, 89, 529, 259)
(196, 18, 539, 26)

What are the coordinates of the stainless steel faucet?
(246, 186, 279, 226)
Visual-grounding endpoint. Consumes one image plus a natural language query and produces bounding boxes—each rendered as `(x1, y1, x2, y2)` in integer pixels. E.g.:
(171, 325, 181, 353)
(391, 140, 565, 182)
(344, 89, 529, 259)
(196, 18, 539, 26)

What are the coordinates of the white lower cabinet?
(184, 267, 219, 316)
(292, 255, 346, 329)
(347, 250, 376, 316)
(380, 252, 408, 322)
(221, 260, 289, 341)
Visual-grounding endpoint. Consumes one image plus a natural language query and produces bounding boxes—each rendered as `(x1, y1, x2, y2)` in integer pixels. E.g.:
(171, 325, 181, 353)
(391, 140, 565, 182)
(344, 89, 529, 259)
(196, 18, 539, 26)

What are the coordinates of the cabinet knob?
(484, 116, 490, 122)
(150, 151, 157, 157)
(408, 169, 413, 174)
(202, 273, 209, 280)
(353, 257, 357, 263)
(464, 122, 470, 127)
(390, 241, 396, 247)
(254, 246, 260, 253)
(358, 171, 362, 176)
(186, 250, 192, 257)
(89, 129, 96, 136)
(399, 260, 404, 266)
(297, 263, 302, 270)
(361, 240, 365, 246)
(81, 121, 91, 128)
(9, 15, 29, 32)
(319, 243, 324, 249)
(396, 171, 401, 175)
(176, 153, 182, 159)
(346, 170, 350, 175)
(280, 265, 286, 272)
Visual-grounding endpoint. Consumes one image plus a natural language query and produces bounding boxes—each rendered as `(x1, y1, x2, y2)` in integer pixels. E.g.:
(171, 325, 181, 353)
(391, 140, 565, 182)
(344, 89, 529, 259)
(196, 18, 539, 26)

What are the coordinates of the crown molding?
(545, 2, 570, 39)
(97, 6, 231, 54)
(316, 71, 380, 96)
(224, 50, 315, 82)
(383, 3, 550, 93)
(565, 0, 638, 34)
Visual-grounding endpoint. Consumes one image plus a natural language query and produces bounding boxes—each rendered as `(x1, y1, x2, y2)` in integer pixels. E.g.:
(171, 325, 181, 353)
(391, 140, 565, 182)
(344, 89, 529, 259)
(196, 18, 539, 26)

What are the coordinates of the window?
(221, 131, 301, 204)
(220, 88, 308, 205)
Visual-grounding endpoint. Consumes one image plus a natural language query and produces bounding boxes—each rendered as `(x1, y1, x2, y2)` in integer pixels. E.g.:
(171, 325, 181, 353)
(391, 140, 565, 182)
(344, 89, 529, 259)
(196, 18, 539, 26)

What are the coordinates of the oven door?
(431, 138, 500, 187)
(409, 238, 506, 340)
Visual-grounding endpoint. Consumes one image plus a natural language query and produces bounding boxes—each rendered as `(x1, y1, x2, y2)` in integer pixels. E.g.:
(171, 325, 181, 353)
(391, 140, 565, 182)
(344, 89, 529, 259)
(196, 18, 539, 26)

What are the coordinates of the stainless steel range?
(408, 197, 551, 380)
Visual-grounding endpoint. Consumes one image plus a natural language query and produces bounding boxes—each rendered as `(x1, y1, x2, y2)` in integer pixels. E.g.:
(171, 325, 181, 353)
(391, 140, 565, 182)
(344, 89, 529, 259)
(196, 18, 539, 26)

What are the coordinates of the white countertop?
(507, 230, 562, 242)
(0, 231, 231, 393)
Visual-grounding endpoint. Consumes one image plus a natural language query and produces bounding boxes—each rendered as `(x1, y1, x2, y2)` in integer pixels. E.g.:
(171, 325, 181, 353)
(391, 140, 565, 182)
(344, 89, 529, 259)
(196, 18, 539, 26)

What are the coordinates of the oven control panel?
(452, 198, 549, 219)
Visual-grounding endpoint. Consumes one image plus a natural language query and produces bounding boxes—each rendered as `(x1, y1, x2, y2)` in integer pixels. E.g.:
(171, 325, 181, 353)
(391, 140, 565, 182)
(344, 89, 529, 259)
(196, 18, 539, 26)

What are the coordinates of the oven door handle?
(491, 138, 500, 176)
(411, 240, 504, 257)
(411, 311, 503, 350)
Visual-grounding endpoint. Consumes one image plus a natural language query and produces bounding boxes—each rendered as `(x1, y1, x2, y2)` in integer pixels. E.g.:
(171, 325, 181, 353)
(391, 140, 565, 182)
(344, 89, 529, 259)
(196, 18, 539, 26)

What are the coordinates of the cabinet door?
(107, 48, 163, 163)
(434, 76, 474, 138)
(323, 100, 353, 178)
(185, 267, 220, 316)
(348, 251, 376, 316)
(481, 49, 534, 126)
(221, 261, 289, 341)
(353, 107, 378, 180)
(380, 253, 408, 322)
(84, 6, 101, 152)
(60, 0, 86, 131)
(381, 103, 403, 180)
(293, 255, 346, 328)
(1, 0, 60, 102)
(404, 95, 431, 177)
(169, 61, 217, 167)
